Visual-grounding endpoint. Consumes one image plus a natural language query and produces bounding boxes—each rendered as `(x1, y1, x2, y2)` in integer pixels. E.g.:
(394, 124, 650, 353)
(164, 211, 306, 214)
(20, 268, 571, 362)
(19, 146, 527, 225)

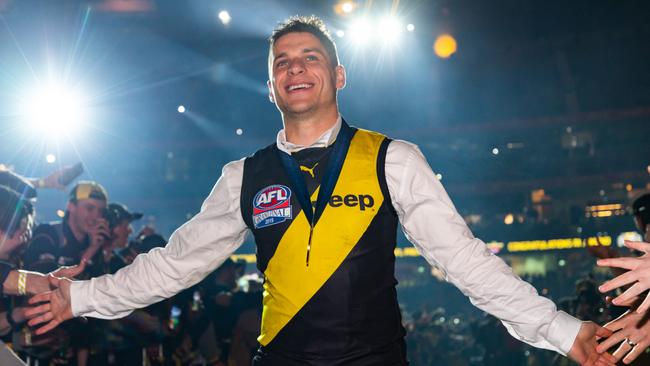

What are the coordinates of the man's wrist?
(21, 271, 48, 296)
(69, 280, 89, 317)
(4, 271, 47, 296)
(550, 312, 583, 356)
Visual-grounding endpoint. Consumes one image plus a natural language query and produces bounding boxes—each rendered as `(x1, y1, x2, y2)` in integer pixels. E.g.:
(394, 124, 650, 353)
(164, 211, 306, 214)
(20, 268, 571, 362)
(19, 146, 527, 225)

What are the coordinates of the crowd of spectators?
(1, 164, 649, 365)
(0, 165, 263, 366)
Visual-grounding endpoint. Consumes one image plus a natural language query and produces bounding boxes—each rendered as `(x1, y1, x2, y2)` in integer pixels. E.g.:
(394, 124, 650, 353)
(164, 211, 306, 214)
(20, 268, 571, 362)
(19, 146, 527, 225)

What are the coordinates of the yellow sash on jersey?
(258, 129, 386, 345)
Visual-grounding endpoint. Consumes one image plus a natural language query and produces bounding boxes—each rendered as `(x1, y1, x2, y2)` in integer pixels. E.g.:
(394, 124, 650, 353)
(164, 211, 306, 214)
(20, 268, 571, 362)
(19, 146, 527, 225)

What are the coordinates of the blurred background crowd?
(1, 0, 649, 365)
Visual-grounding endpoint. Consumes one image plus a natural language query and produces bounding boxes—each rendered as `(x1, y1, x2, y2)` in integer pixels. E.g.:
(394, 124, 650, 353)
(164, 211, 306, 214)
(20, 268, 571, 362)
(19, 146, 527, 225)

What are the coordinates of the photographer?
(22, 181, 109, 274)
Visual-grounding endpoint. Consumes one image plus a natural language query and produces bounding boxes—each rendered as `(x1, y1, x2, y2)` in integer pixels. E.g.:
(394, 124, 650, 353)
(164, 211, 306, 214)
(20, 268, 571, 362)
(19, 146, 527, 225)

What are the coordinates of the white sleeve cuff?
(548, 311, 582, 356)
(70, 280, 90, 317)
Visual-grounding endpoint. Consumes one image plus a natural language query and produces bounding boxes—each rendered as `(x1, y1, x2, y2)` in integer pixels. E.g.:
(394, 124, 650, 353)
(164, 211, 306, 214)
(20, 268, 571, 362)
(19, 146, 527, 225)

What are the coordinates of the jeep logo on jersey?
(328, 194, 375, 211)
(253, 185, 293, 229)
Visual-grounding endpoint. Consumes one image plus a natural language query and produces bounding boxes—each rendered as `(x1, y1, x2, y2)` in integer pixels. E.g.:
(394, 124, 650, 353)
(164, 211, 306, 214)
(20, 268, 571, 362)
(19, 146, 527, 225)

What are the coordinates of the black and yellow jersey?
(241, 126, 407, 365)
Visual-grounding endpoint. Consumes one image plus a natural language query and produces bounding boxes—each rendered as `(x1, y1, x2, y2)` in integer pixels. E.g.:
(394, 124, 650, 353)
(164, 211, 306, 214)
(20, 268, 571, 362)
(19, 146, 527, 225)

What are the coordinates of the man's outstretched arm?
(385, 140, 615, 365)
(27, 160, 248, 333)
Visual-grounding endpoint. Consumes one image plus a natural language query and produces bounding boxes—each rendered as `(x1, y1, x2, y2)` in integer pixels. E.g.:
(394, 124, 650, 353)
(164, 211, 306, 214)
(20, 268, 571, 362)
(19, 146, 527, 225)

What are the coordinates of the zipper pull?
(306, 223, 314, 266)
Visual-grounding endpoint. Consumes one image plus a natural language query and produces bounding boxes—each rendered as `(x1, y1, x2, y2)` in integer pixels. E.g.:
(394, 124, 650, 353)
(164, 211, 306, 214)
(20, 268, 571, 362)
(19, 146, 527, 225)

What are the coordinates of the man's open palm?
(568, 321, 617, 366)
(25, 275, 74, 335)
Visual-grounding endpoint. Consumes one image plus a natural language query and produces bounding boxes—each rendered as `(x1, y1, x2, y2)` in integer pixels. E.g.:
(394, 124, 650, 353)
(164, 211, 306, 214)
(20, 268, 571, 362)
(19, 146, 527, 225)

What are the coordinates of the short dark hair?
(269, 15, 340, 68)
(0, 185, 33, 237)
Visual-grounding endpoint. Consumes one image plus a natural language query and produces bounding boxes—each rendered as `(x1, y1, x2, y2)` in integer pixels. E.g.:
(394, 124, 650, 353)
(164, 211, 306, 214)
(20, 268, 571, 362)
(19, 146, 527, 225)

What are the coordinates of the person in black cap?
(99, 202, 143, 275)
(106, 203, 143, 251)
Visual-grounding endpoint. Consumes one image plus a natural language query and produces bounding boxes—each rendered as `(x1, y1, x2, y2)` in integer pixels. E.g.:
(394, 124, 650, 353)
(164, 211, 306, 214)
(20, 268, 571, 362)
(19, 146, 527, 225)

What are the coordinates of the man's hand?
(568, 321, 617, 366)
(597, 309, 650, 364)
(598, 240, 650, 313)
(25, 275, 74, 335)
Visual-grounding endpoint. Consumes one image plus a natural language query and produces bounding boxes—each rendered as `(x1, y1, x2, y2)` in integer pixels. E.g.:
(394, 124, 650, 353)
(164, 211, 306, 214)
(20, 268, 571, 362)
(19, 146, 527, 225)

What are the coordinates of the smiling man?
(27, 16, 616, 366)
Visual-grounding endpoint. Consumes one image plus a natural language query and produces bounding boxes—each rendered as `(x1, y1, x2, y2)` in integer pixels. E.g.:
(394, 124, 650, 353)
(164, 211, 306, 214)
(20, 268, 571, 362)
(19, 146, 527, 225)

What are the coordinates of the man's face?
(268, 32, 345, 118)
(67, 198, 107, 235)
(111, 220, 133, 249)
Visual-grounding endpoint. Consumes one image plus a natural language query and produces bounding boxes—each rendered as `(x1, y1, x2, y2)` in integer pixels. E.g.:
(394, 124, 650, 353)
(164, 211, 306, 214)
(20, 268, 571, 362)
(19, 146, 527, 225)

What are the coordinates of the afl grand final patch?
(253, 185, 293, 229)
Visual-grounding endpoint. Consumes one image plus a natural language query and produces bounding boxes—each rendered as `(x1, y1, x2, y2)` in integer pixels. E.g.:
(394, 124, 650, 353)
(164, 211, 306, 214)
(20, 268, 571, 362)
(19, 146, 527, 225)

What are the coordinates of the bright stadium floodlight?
(341, 1, 354, 13)
(20, 81, 87, 138)
(218, 10, 231, 25)
(378, 16, 402, 44)
(334, 0, 356, 16)
(349, 18, 372, 44)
